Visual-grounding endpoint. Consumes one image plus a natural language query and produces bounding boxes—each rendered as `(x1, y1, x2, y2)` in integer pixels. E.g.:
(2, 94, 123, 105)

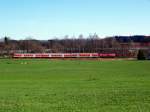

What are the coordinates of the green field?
(0, 59, 150, 112)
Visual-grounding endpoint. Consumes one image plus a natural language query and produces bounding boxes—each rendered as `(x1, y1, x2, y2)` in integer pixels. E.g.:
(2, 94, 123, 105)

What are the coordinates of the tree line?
(0, 34, 150, 57)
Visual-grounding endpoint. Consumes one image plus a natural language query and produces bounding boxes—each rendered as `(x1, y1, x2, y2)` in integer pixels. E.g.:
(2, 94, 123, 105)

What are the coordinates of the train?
(13, 53, 116, 58)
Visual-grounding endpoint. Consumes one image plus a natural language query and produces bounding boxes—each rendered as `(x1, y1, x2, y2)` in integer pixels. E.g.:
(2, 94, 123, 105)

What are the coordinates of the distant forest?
(0, 35, 150, 56)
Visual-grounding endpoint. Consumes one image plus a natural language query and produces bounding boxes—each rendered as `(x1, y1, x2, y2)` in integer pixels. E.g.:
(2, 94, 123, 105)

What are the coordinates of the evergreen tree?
(137, 50, 146, 60)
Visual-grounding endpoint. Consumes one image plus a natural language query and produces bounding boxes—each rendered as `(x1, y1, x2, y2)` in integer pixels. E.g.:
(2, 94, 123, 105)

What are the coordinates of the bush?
(137, 50, 146, 60)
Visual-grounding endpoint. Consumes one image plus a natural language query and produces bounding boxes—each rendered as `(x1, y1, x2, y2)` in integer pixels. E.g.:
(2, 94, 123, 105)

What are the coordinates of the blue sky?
(0, 0, 150, 39)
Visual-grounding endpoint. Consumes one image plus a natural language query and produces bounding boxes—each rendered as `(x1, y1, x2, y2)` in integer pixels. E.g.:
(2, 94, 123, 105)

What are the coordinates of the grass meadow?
(0, 59, 149, 112)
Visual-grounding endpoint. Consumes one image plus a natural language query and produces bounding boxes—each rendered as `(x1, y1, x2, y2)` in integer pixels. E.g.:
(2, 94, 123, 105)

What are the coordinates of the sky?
(0, 0, 150, 40)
